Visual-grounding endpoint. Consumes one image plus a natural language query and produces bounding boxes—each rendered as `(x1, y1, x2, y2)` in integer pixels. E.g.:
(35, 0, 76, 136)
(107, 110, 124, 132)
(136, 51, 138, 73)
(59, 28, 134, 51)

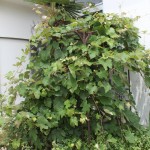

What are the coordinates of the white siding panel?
(0, 0, 40, 103)
(0, 39, 28, 104)
(0, 0, 39, 39)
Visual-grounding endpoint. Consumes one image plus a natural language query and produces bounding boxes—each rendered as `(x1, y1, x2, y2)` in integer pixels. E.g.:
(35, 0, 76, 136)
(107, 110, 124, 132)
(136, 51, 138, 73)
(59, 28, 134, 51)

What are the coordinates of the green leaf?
(0, 116, 4, 126)
(12, 139, 20, 149)
(51, 128, 66, 142)
(112, 75, 123, 87)
(29, 129, 38, 142)
(81, 100, 90, 113)
(53, 97, 64, 111)
(100, 97, 112, 106)
(36, 116, 49, 130)
(98, 59, 112, 70)
(40, 49, 50, 61)
(89, 49, 99, 59)
(125, 130, 137, 144)
(86, 83, 98, 94)
(76, 140, 82, 149)
(124, 109, 140, 129)
(70, 116, 78, 127)
(42, 77, 50, 86)
(75, 58, 91, 67)
(80, 114, 87, 124)
(64, 100, 71, 109)
(34, 90, 41, 99)
(115, 101, 124, 111)
(54, 48, 63, 59)
(66, 108, 75, 117)
(5, 71, 14, 80)
(17, 83, 27, 97)
(53, 33, 61, 38)
(106, 27, 118, 38)
(44, 98, 52, 108)
(103, 82, 111, 93)
(69, 64, 76, 78)
(51, 61, 63, 73)
(65, 73, 78, 93)
(96, 69, 108, 79)
(98, 81, 112, 93)
(107, 134, 117, 143)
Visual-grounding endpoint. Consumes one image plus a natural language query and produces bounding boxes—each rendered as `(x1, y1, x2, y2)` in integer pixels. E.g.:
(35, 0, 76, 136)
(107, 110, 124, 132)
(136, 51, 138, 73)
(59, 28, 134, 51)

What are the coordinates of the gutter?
(0, 37, 29, 41)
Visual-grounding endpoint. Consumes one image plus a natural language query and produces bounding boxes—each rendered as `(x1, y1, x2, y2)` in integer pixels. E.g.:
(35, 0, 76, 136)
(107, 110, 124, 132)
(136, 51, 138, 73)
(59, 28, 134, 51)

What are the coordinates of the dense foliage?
(0, 4, 150, 150)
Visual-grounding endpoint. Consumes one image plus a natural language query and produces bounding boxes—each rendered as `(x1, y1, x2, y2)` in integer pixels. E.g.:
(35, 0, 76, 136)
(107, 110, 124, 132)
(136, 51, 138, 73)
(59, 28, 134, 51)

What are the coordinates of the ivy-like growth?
(0, 12, 150, 149)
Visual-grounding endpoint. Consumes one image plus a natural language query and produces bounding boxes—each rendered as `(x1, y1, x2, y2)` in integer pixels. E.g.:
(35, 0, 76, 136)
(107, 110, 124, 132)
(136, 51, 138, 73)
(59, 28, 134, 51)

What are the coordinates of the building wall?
(0, 0, 38, 39)
(0, 0, 40, 103)
(103, 0, 150, 126)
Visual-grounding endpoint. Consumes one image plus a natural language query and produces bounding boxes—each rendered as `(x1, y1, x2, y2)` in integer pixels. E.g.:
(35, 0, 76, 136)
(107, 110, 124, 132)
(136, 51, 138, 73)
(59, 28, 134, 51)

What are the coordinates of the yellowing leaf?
(103, 106, 116, 116)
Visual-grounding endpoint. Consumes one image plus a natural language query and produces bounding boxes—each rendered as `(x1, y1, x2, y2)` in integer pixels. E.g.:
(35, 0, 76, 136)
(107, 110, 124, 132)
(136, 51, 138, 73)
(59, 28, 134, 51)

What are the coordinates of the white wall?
(0, 0, 40, 103)
(0, 39, 27, 85)
(0, 0, 39, 39)
(103, 0, 150, 126)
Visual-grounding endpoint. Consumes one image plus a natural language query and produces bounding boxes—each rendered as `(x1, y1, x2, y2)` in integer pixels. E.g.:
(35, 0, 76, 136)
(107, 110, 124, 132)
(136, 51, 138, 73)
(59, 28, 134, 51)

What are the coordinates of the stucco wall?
(103, 0, 150, 126)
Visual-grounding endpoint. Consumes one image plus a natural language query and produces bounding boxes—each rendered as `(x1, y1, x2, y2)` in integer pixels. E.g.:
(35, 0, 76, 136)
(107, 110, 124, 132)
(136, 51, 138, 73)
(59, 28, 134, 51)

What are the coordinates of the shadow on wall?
(130, 72, 150, 126)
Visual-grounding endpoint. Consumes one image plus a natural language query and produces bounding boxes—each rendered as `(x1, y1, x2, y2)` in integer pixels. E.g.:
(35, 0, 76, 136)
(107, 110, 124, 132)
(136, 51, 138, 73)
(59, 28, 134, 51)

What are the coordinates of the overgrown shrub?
(0, 7, 150, 150)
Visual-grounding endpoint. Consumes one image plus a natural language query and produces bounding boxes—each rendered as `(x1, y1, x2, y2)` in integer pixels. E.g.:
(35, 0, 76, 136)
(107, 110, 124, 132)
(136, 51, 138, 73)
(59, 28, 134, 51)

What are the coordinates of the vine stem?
(74, 30, 94, 45)
(92, 96, 104, 130)
(117, 117, 124, 140)
(51, 2, 56, 12)
(87, 113, 91, 143)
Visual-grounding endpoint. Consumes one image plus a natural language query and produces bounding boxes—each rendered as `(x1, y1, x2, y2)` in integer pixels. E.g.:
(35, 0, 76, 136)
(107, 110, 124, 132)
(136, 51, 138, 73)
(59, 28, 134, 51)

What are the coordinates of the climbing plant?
(0, 4, 150, 150)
